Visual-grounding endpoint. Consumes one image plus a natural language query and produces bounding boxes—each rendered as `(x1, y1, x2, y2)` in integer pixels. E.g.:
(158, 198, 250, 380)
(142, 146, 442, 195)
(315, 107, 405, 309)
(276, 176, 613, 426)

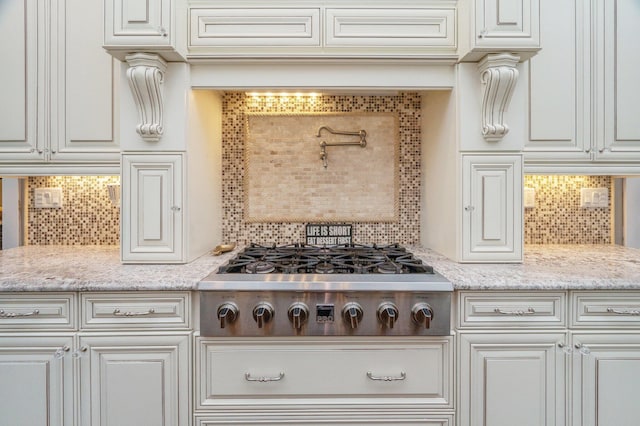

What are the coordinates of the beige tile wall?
(222, 92, 422, 245)
(28, 176, 120, 245)
(524, 175, 612, 244)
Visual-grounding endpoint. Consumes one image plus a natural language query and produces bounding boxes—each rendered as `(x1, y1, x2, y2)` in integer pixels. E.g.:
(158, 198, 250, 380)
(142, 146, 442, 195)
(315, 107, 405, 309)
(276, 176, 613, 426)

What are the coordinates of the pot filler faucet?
(316, 126, 367, 168)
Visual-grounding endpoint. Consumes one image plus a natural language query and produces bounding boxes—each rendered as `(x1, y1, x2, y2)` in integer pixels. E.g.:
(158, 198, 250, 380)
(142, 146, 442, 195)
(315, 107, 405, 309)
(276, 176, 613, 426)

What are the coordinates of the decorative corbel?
(478, 53, 520, 142)
(125, 53, 167, 142)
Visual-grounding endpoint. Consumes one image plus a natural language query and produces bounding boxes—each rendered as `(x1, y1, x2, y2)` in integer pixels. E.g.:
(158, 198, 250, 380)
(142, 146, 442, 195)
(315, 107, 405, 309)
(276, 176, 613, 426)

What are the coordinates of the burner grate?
(218, 243, 434, 275)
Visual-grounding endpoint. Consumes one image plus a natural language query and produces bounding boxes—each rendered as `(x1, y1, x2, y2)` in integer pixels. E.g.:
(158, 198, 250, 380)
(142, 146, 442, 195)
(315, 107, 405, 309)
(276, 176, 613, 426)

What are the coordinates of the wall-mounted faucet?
(316, 126, 367, 168)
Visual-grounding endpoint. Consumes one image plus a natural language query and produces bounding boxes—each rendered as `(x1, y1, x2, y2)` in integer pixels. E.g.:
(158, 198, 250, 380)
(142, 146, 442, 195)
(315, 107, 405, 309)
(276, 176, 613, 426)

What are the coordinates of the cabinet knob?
(478, 29, 488, 39)
(171, 206, 181, 212)
(464, 205, 475, 212)
(158, 27, 168, 37)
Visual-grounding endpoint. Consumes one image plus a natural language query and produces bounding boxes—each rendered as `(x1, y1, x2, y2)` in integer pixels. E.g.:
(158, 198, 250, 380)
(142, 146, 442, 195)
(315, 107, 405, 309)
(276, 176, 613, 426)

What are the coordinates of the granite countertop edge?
(1, 244, 639, 292)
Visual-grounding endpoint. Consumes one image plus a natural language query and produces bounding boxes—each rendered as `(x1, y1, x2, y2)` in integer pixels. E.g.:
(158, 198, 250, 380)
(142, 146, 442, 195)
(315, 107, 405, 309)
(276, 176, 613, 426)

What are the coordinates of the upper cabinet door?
(0, 0, 42, 162)
(51, 0, 120, 163)
(474, 0, 540, 48)
(525, 0, 591, 162)
(104, 0, 185, 60)
(458, 0, 540, 60)
(462, 155, 523, 262)
(596, 0, 640, 160)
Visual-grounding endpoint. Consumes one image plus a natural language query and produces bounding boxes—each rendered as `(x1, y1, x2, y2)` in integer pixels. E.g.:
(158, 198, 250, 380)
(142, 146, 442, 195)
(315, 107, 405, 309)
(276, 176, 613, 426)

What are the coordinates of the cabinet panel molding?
(325, 8, 456, 47)
(190, 8, 320, 47)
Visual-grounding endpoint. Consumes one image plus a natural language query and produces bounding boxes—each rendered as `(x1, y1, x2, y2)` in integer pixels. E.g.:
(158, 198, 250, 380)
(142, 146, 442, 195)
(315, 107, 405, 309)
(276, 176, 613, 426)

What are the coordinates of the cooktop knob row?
(215, 300, 434, 331)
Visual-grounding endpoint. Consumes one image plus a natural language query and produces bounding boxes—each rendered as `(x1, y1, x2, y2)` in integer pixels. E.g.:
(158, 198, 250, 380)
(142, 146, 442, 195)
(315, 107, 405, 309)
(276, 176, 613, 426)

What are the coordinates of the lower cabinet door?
(572, 332, 640, 426)
(458, 332, 567, 426)
(462, 155, 523, 262)
(0, 334, 74, 426)
(121, 154, 184, 263)
(79, 333, 190, 426)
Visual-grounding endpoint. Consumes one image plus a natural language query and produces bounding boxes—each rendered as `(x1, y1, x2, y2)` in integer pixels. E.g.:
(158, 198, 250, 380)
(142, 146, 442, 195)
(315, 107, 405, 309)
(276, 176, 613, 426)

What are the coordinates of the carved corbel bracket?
(478, 53, 520, 142)
(125, 53, 168, 142)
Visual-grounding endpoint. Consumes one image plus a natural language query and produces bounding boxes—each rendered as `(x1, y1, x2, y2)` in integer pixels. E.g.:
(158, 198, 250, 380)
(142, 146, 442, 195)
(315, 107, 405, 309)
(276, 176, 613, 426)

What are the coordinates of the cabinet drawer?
(196, 337, 452, 408)
(571, 292, 640, 328)
(81, 292, 189, 329)
(195, 416, 454, 426)
(0, 293, 76, 330)
(190, 8, 320, 47)
(458, 292, 566, 328)
(325, 8, 456, 47)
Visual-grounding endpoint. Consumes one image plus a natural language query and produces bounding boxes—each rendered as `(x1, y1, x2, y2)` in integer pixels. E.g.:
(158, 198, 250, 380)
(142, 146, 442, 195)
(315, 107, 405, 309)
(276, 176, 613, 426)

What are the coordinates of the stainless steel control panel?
(199, 290, 451, 337)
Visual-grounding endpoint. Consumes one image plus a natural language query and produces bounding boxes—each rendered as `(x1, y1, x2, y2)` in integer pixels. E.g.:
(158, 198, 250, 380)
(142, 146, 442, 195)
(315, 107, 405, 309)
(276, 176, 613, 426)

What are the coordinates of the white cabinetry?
(0, 293, 77, 426)
(0, 335, 75, 426)
(462, 155, 523, 262)
(457, 291, 567, 426)
(187, 1, 458, 59)
(104, 0, 186, 61)
(459, 0, 540, 60)
(570, 292, 640, 426)
(195, 337, 453, 424)
(459, 332, 566, 426)
(121, 154, 184, 263)
(526, 0, 640, 172)
(79, 333, 190, 426)
(0, 0, 119, 175)
(0, 291, 192, 426)
(458, 291, 640, 426)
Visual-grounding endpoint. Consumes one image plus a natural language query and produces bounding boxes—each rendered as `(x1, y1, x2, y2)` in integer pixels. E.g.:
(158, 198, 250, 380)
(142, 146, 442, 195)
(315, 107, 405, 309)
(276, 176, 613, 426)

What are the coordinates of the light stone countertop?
(410, 244, 640, 290)
(1, 244, 640, 292)
(0, 245, 237, 292)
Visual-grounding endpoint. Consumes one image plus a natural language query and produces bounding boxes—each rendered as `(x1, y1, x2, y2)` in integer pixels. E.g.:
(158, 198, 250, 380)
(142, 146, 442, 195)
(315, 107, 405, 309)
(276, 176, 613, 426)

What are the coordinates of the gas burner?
(315, 262, 335, 274)
(246, 261, 276, 274)
(377, 261, 403, 274)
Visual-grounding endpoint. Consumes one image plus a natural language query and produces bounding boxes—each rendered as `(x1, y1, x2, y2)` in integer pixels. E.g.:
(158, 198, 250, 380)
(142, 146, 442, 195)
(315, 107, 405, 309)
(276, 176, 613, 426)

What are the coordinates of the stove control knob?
(411, 303, 434, 329)
(217, 302, 239, 329)
(377, 302, 399, 329)
(252, 302, 275, 328)
(287, 302, 309, 330)
(342, 302, 364, 330)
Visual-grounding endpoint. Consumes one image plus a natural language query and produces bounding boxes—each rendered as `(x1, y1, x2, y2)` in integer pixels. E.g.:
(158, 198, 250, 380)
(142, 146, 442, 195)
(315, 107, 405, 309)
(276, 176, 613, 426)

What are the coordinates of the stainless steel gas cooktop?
(198, 243, 452, 337)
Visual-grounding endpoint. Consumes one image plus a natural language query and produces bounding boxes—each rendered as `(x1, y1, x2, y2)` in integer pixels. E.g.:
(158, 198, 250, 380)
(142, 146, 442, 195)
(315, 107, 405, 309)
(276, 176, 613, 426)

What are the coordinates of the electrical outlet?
(580, 187, 608, 208)
(524, 187, 536, 208)
(34, 188, 64, 208)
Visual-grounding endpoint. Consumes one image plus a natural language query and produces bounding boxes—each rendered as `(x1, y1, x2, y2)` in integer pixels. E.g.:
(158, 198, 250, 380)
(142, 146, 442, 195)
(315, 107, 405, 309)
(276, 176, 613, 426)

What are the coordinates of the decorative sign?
(305, 224, 352, 245)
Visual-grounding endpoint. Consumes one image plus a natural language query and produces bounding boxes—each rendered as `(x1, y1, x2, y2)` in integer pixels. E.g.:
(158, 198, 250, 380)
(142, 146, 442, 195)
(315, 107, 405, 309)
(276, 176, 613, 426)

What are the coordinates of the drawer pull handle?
(112, 308, 155, 317)
(0, 309, 40, 318)
(245, 372, 284, 382)
(367, 371, 407, 381)
(494, 307, 536, 316)
(606, 307, 640, 316)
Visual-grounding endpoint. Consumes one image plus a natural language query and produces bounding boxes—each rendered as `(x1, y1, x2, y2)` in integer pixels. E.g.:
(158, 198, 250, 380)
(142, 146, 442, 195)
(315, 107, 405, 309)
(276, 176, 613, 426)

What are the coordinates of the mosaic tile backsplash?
(524, 175, 612, 244)
(28, 176, 120, 245)
(223, 92, 422, 245)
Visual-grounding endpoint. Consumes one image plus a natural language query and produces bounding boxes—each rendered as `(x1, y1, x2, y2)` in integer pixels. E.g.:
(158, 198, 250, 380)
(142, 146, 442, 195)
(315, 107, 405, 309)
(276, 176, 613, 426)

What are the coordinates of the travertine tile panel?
(245, 113, 398, 222)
